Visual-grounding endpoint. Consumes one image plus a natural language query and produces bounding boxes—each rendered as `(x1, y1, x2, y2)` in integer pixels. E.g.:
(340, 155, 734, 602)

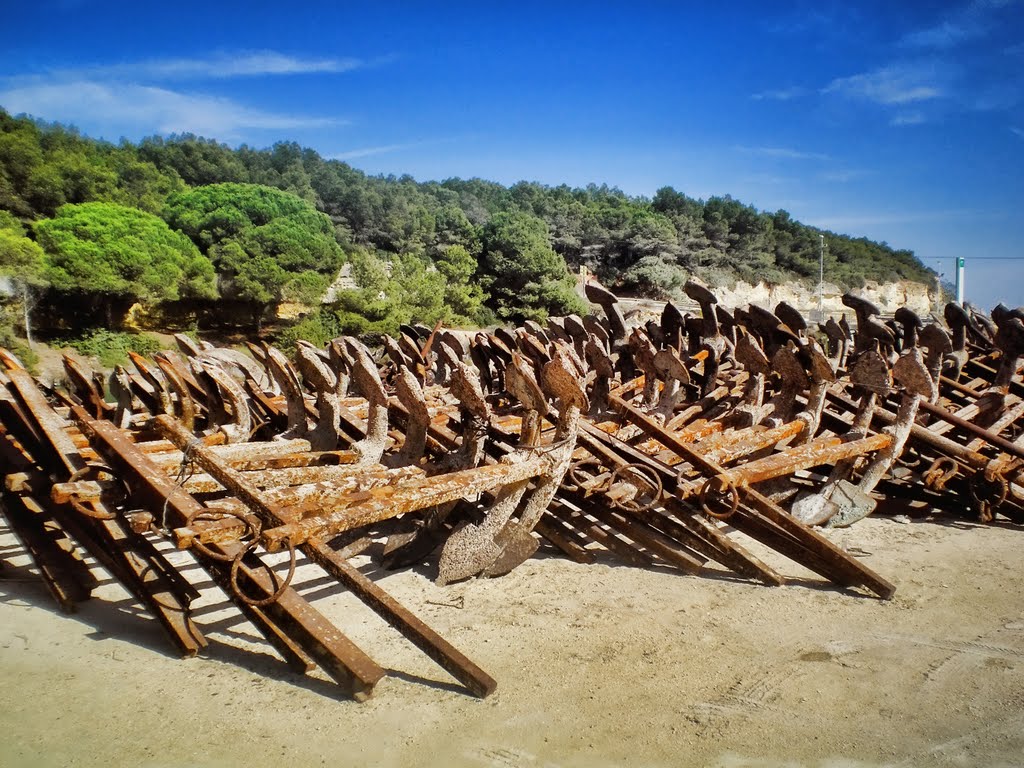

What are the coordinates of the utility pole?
(818, 234, 825, 321)
(955, 256, 965, 305)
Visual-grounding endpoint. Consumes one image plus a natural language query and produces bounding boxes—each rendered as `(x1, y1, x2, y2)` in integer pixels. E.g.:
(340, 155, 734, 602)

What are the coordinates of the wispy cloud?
(735, 145, 830, 161)
(819, 169, 873, 183)
(328, 136, 464, 162)
(329, 142, 426, 161)
(900, 0, 1012, 50)
(823, 63, 945, 105)
(0, 80, 341, 139)
(902, 20, 979, 49)
(765, 4, 864, 37)
(891, 111, 927, 126)
(971, 82, 1022, 111)
(0, 48, 366, 140)
(809, 208, 998, 230)
(739, 173, 797, 186)
(751, 86, 805, 101)
(1012, 126, 1024, 139)
(13, 51, 386, 84)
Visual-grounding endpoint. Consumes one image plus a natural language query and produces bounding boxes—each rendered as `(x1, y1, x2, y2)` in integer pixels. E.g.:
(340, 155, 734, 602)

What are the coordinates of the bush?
(10, 341, 39, 373)
(0, 309, 39, 372)
(65, 329, 162, 368)
(0, 331, 39, 374)
(273, 310, 343, 352)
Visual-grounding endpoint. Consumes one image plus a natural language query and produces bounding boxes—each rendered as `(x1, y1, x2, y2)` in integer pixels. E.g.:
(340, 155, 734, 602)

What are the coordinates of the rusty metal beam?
(609, 393, 896, 599)
(153, 414, 498, 699)
(74, 412, 387, 700)
(917, 398, 1024, 461)
(5, 371, 209, 654)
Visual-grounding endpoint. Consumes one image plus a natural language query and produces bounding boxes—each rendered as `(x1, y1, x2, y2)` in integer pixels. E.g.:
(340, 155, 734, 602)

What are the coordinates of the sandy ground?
(2, 513, 1024, 768)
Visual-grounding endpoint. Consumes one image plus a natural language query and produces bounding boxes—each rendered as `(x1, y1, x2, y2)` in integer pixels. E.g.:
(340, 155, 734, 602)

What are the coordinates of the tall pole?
(818, 234, 824, 320)
(955, 256, 965, 305)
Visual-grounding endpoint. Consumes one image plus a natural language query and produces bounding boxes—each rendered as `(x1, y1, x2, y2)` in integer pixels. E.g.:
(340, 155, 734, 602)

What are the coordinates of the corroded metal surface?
(3, 281, 1023, 701)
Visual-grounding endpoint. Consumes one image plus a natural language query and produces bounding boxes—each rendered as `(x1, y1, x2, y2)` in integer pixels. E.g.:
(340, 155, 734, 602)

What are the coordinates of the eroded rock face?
(711, 279, 934, 317)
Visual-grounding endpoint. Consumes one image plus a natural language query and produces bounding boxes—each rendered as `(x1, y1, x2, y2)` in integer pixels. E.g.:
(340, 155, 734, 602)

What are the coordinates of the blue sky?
(2, 0, 1023, 309)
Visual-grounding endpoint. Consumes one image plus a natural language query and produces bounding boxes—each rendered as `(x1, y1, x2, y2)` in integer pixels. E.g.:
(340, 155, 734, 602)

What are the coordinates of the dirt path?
(2, 514, 1023, 767)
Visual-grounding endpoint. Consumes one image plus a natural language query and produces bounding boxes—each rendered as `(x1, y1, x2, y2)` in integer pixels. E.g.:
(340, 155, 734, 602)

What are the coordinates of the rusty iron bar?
(679, 419, 806, 467)
(555, 482, 705, 573)
(73, 411, 387, 699)
(0, 424, 98, 611)
(173, 466, 428, 547)
(687, 433, 892, 495)
(533, 513, 596, 563)
(152, 414, 498, 699)
(487, 413, 786, 586)
(608, 393, 897, 599)
(5, 370, 209, 654)
(824, 388, 990, 468)
(917, 398, 1024, 462)
(260, 457, 549, 551)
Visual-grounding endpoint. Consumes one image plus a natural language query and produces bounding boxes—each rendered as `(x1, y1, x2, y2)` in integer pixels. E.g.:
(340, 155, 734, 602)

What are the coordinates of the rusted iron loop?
(699, 477, 740, 521)
(851, 381, 899, 396)
(189, 509, 263, 563)
(228, 537, 297, 607)
(161, 436, 204, 531)
(607, 463, 664, 513)
(463, 414, 490, 444)
(983, 460, 1015, 484)
(896, 444, 924, 469)
(565, 459, 605, 495)
(922, 457, 959, 491)
(65, 462, 124, 520)
(970, 473, 1008, 510)
(522, 436, 574, 459)
(247, 416, 267, 441)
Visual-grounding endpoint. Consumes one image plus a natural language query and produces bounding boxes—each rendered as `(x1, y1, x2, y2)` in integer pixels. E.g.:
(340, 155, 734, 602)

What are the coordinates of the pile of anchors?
(1, 279, 1022, 700)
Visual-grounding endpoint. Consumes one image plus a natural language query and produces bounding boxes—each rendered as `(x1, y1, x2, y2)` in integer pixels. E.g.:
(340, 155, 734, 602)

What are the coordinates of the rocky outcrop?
(710, 279, 936, 317)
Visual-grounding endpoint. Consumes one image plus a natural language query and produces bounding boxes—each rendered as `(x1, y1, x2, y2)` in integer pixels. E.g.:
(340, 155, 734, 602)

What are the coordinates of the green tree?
(0, 108, 938, 323)
(164, 183, 345, 327)
(479, 211, 586, 322)
(35, 202, 217, 326)
(436, 244, 487, 322)
(0, 211, 48, 345)
(138, 134, 249, 187)
(327, 249, 474, 336)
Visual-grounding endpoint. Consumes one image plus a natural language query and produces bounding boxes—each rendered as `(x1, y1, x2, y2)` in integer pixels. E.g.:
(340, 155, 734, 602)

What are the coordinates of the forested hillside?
(0, 108, 933, 349)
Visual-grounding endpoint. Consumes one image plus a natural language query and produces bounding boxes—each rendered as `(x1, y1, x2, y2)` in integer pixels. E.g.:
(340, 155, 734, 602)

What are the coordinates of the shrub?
(273, 310, 343, 352)
(65, 329, 162, 368)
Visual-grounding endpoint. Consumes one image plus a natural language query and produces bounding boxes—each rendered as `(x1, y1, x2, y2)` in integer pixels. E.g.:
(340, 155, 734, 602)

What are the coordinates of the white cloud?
(735, 145, 830, 161)
(901, 20, 978, 49)
(891, 111, 927, 126)
(328, 136, 466, 162)
(971, 83, 1022, 110)
(751, 87, 805, 101)
(0, 80, 341, 139)
(739, 173, 796, 186)
(900, 0, 1015, 50)
(1012, 126, 1024, 139)
(808, 208, 993, 229)
(97, 52, 364, 80)
(329, 142, 425, 160)
(16, 51, 382, 84)
(819, 169, 873, 182)
(823, 63, 944, 104)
